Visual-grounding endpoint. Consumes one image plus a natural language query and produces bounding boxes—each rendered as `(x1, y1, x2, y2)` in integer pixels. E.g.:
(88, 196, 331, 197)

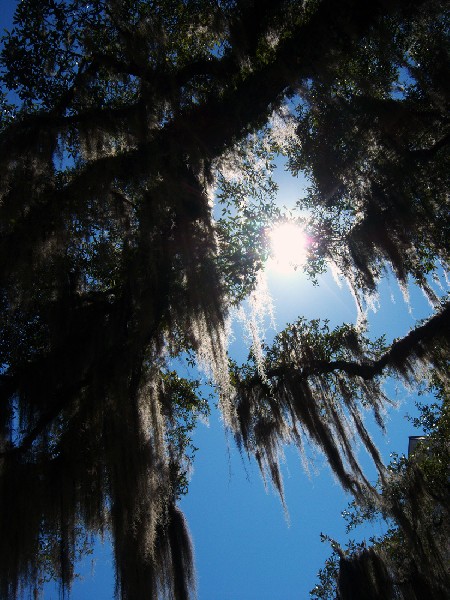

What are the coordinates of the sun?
(268, 222, 309, 273)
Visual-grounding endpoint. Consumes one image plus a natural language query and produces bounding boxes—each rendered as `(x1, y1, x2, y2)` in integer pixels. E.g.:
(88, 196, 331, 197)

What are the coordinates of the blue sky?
(0, 2, 443, 599)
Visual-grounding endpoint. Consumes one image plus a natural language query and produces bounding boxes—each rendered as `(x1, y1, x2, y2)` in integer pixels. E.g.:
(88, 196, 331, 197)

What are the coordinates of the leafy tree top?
(0, 1, 448, 598)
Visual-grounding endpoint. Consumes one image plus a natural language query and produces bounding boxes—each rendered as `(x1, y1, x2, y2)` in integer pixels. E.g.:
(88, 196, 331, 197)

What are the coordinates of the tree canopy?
(0, 0, 448, 598)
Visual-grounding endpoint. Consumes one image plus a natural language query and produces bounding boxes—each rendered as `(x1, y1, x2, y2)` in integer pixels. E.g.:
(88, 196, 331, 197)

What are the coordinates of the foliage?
(215, 128, 283, 302)
(0, 0, 448, 598)
(310, 535, 367, 600)
(161, 370, 211, 499)
(310, 391, 450, 600)
(231, 305, 449, 503)
(286, 0, 449, 303)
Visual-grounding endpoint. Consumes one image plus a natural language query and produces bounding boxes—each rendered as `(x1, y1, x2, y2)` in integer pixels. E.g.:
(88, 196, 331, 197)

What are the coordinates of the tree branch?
(259, 301, 450, 384)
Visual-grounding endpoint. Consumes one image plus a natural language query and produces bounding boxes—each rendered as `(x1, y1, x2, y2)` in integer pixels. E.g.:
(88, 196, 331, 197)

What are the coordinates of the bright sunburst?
(268, 222, 309, 273)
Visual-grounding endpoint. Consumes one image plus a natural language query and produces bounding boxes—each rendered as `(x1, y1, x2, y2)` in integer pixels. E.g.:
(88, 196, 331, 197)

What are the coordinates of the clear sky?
(1, 2, 444, 599)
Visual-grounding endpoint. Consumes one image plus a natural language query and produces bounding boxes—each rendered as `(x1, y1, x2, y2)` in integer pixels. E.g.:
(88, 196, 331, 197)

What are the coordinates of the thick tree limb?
(253, 301, 450, 385)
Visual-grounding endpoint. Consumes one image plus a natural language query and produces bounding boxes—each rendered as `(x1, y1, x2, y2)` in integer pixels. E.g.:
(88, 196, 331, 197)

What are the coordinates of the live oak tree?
(0, 1, 449, 599)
